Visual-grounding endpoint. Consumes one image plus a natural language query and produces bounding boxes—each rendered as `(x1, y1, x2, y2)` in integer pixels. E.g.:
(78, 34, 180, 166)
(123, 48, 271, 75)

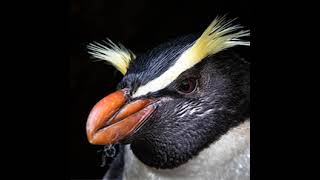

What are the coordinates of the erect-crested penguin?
(86, 16, 250, 180)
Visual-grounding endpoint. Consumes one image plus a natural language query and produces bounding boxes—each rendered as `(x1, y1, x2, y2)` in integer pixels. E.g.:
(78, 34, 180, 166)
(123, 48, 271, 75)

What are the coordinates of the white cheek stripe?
(132, 51, 195, 98)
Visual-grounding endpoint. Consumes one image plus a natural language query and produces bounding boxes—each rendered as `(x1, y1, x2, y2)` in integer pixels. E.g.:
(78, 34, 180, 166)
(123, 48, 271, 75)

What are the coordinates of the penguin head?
(86, 16, 250, 169)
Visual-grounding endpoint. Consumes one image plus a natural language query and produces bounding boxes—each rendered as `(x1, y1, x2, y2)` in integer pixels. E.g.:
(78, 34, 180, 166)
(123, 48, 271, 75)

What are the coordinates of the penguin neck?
(123, 119, 250, 180)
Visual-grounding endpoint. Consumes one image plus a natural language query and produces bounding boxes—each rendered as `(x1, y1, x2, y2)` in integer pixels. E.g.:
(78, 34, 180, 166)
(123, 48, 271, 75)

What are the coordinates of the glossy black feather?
(117, 34, 198, 93)
(112, 35, 250, 169)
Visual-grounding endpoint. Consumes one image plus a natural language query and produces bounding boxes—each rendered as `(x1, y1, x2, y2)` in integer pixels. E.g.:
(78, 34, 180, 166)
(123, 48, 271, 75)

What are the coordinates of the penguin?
(86, 16, 250, 180)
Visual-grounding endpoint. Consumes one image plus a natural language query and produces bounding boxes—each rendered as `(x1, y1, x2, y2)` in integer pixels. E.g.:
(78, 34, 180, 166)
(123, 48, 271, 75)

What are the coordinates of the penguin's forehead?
(121, 17, 250, 98)
(123, 36, 196, 91)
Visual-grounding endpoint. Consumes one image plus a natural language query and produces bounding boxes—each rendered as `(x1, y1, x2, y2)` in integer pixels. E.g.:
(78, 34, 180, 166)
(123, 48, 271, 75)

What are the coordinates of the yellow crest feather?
(132, 16, 250, 98)
(182, 16, 250, 67)
(87, 39, 135, 75)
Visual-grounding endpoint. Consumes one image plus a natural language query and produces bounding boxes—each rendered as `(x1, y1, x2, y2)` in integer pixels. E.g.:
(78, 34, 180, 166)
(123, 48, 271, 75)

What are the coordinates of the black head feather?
(117, 35, 250, 169)
(117, 35, 197, 93)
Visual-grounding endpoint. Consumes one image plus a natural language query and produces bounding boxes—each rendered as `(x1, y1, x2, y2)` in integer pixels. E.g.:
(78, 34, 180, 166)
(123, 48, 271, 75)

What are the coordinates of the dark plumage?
(86, 17, 250, 180)
(117, 38, 250, 168)
(117, 35, 197, 93)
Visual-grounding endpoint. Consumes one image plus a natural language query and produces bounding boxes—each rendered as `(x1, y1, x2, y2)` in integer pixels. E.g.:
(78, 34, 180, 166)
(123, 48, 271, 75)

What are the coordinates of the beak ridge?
(86, 88, 155, 145)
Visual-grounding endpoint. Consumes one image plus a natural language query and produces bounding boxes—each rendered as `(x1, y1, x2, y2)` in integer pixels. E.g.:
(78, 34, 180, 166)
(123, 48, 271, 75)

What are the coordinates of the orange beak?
(86, 88, 156, 145)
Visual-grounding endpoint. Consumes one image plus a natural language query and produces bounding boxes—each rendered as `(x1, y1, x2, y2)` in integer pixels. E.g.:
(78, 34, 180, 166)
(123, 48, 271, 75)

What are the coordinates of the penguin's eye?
(177, 78, 197, 94)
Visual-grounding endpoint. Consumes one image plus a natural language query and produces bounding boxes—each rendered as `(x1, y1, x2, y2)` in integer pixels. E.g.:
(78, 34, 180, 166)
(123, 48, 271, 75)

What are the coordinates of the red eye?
(177, 78, 197, 94)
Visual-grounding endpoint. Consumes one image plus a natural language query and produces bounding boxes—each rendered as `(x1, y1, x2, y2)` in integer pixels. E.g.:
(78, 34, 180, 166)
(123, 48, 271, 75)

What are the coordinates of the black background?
(70, 0, 250, 179)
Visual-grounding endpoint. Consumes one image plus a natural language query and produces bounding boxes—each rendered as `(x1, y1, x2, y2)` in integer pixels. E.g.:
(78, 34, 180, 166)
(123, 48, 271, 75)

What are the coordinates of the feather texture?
(183, 16, 250, 64)
(87, 39, 135, 75)
(133, 16, 250, 98)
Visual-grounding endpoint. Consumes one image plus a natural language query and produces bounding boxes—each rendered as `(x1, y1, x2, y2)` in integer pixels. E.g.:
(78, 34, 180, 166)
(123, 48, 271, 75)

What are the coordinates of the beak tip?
(87, 136, 99, 145)
(86, 134, 94, 144)
(88, 139, 95, 145)
(85, 88, 156, 145)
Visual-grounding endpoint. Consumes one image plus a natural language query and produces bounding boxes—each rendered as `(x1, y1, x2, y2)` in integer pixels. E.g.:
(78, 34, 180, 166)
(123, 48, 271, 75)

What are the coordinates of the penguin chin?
(118, 115, 153, 144)
(130, 138, 194, 169)
(128, 114, 250, 169)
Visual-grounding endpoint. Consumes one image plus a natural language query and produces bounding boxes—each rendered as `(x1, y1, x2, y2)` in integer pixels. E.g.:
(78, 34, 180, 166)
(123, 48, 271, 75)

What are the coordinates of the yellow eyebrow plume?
(182, 15, 250, 66)
(87, 39, 136, 75)
(133, 16, 250, 98)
